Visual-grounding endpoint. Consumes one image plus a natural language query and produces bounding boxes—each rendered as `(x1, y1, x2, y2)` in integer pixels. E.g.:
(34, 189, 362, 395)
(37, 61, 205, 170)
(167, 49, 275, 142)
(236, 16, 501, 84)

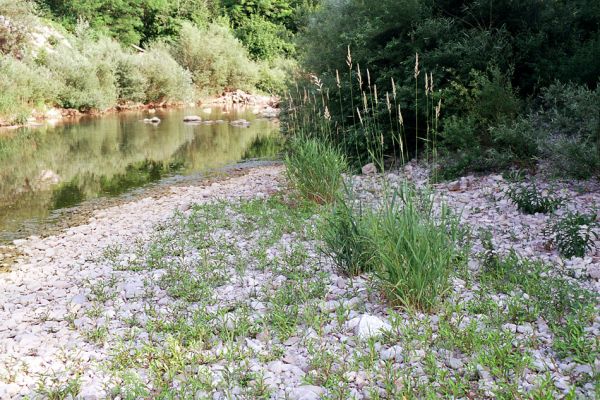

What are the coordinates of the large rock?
(260, 106, 280, 118)
(354, 314, 391, 340)
(361, 163, 377, 175)
(587, 265, 600, 280)
(183, 115, 202, 122)
(290, 385, 326, 400)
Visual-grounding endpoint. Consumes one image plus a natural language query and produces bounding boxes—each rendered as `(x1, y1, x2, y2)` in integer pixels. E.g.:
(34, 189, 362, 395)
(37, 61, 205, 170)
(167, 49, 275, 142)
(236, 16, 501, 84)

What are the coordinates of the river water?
(0, 106, 281, 243)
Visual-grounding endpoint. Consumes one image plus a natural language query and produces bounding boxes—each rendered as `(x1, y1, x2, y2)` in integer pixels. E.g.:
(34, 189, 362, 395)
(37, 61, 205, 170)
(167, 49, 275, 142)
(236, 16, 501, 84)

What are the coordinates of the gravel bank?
(0, 163, 598, 399)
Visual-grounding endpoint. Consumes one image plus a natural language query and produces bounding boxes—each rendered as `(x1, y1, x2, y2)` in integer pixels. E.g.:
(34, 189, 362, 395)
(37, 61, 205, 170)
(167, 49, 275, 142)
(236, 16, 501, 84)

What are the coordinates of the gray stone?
(183, 115, 202, 122)
(70, 293, 87, 305)
(290, 385, 326, 400)
(517, 324, 534, 335)
(380, 345, 404, 363)
(445, 357, 463, 370)
(355, 315, 391, 340)
(587, 265, 600, 280)
(361, 163, 377, 175)
(574, 364, 593, 376)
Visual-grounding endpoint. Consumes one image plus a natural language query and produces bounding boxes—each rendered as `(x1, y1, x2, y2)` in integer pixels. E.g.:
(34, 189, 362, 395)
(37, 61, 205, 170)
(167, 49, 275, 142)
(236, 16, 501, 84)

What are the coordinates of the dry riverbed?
(0, 164, 598, 399)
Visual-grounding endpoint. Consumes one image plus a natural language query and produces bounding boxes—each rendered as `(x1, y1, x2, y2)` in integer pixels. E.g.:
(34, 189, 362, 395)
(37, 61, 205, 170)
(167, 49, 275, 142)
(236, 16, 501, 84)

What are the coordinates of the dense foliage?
(0, 0, 315, 123)
(34, 0, 217, 45)
(294, 0, 600, 178)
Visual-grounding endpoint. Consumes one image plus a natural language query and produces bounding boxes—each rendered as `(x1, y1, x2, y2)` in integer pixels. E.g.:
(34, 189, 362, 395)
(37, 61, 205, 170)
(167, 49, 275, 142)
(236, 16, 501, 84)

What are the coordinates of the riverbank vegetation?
(292, 0, 600, 180)
(0, 0, 314, 124)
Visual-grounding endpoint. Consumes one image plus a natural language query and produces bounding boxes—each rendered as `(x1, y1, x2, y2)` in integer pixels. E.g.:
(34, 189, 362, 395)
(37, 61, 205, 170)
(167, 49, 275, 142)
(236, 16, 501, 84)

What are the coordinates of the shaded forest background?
(1, 0, 599, 178)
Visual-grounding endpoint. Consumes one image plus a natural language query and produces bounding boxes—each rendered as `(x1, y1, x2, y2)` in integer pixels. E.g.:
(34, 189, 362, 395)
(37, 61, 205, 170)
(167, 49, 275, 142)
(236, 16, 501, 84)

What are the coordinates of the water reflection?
(0, 106, 281, 242)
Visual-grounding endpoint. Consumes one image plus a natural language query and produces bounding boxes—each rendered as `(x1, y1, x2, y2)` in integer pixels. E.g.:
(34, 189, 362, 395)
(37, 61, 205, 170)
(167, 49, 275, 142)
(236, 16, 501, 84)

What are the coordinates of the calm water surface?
(0, 106, 281, 243)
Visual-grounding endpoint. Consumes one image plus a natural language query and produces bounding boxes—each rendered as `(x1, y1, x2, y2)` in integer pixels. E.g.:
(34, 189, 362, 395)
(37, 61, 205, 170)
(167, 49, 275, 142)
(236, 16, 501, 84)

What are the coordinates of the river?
(0, 106, 281, 243)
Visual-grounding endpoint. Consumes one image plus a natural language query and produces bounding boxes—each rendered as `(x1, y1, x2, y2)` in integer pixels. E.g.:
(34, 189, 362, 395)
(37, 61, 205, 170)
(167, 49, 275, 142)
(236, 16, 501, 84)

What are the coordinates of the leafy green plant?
(36, 373, 82, 400)
(505, 183, 564, 214)
(545, 212, 598, 258)
(284, 136, 347, 204)
(553, 315, 599, 364)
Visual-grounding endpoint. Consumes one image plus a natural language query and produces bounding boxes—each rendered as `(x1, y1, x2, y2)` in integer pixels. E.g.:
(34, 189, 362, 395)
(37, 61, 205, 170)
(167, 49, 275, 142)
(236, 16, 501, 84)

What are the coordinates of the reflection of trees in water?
(242, 135, 283, 160)
(52, 182, 85, 209)
(0, 108, 280, 238)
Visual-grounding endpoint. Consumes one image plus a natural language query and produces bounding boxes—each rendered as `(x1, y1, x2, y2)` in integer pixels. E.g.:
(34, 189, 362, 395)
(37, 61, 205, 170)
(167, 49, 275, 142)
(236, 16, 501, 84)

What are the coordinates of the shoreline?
(0, 90, 280, 131)
(0, 160, 282, 271)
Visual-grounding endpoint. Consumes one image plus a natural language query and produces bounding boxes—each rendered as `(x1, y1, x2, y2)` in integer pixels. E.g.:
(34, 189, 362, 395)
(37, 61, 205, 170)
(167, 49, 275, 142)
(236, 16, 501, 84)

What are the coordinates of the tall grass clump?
(285, 50, 468, 311)
(319, 184, 466, 310)
(320, 195, 372, 276)
(368, 185, 465, 311)
(284, 136, 347, 204)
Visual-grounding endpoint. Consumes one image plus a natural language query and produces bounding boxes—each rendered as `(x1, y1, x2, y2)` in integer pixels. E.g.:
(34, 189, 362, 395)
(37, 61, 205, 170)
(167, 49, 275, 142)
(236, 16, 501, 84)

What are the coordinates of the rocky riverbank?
(0, 90, 279, 130)
(0, 164, 598, 399)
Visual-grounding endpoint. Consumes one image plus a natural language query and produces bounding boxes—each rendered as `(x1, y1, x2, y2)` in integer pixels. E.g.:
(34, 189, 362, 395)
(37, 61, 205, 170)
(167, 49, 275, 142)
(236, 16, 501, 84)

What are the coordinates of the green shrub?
(369, 185, 465, 311)
(545, 212, 598, 258)
(542, 136, 600, 180)
(43, 41, 118, 110)
(0, 55, 58, 122)
(490, 118, 539, 162)
(172, 22, 258, 95)
(138, 45, 194, 103)
(236, 15, 293, 61)
(256, 57, 297, 94)
(284, 136, 347, 204)
(506, 183, 564, 214)
(534, 82, 600, 179)
(114, 54, 147, 103)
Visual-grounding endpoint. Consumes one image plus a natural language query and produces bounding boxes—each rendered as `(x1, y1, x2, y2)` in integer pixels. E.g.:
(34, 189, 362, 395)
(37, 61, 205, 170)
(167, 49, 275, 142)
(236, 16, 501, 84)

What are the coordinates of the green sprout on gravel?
(505, 182, 564, 214)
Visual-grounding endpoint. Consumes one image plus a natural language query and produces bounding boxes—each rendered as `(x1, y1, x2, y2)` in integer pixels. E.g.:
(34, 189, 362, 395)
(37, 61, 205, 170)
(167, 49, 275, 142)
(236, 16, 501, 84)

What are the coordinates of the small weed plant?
(545, 212, 598, 258)
(506, 183, 564, 214)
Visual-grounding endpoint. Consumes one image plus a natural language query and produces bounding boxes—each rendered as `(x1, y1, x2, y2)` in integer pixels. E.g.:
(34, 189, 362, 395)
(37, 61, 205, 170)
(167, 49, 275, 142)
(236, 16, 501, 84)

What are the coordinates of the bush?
(138, 45, 194, 103)
(545, 212, 598, 258)
(369, 185, 465, 311)
(256, 57, 297, 94)
(505, 183, 564, 214)
(114, 53, 147, 103)
(43, 42, 118, 110)
(534, 82, 600, 179)
(172, 22, 258, 95)
(0, 55, 58, 122)
(284, 136, 347, 204)
(79, 37, 147, 104)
